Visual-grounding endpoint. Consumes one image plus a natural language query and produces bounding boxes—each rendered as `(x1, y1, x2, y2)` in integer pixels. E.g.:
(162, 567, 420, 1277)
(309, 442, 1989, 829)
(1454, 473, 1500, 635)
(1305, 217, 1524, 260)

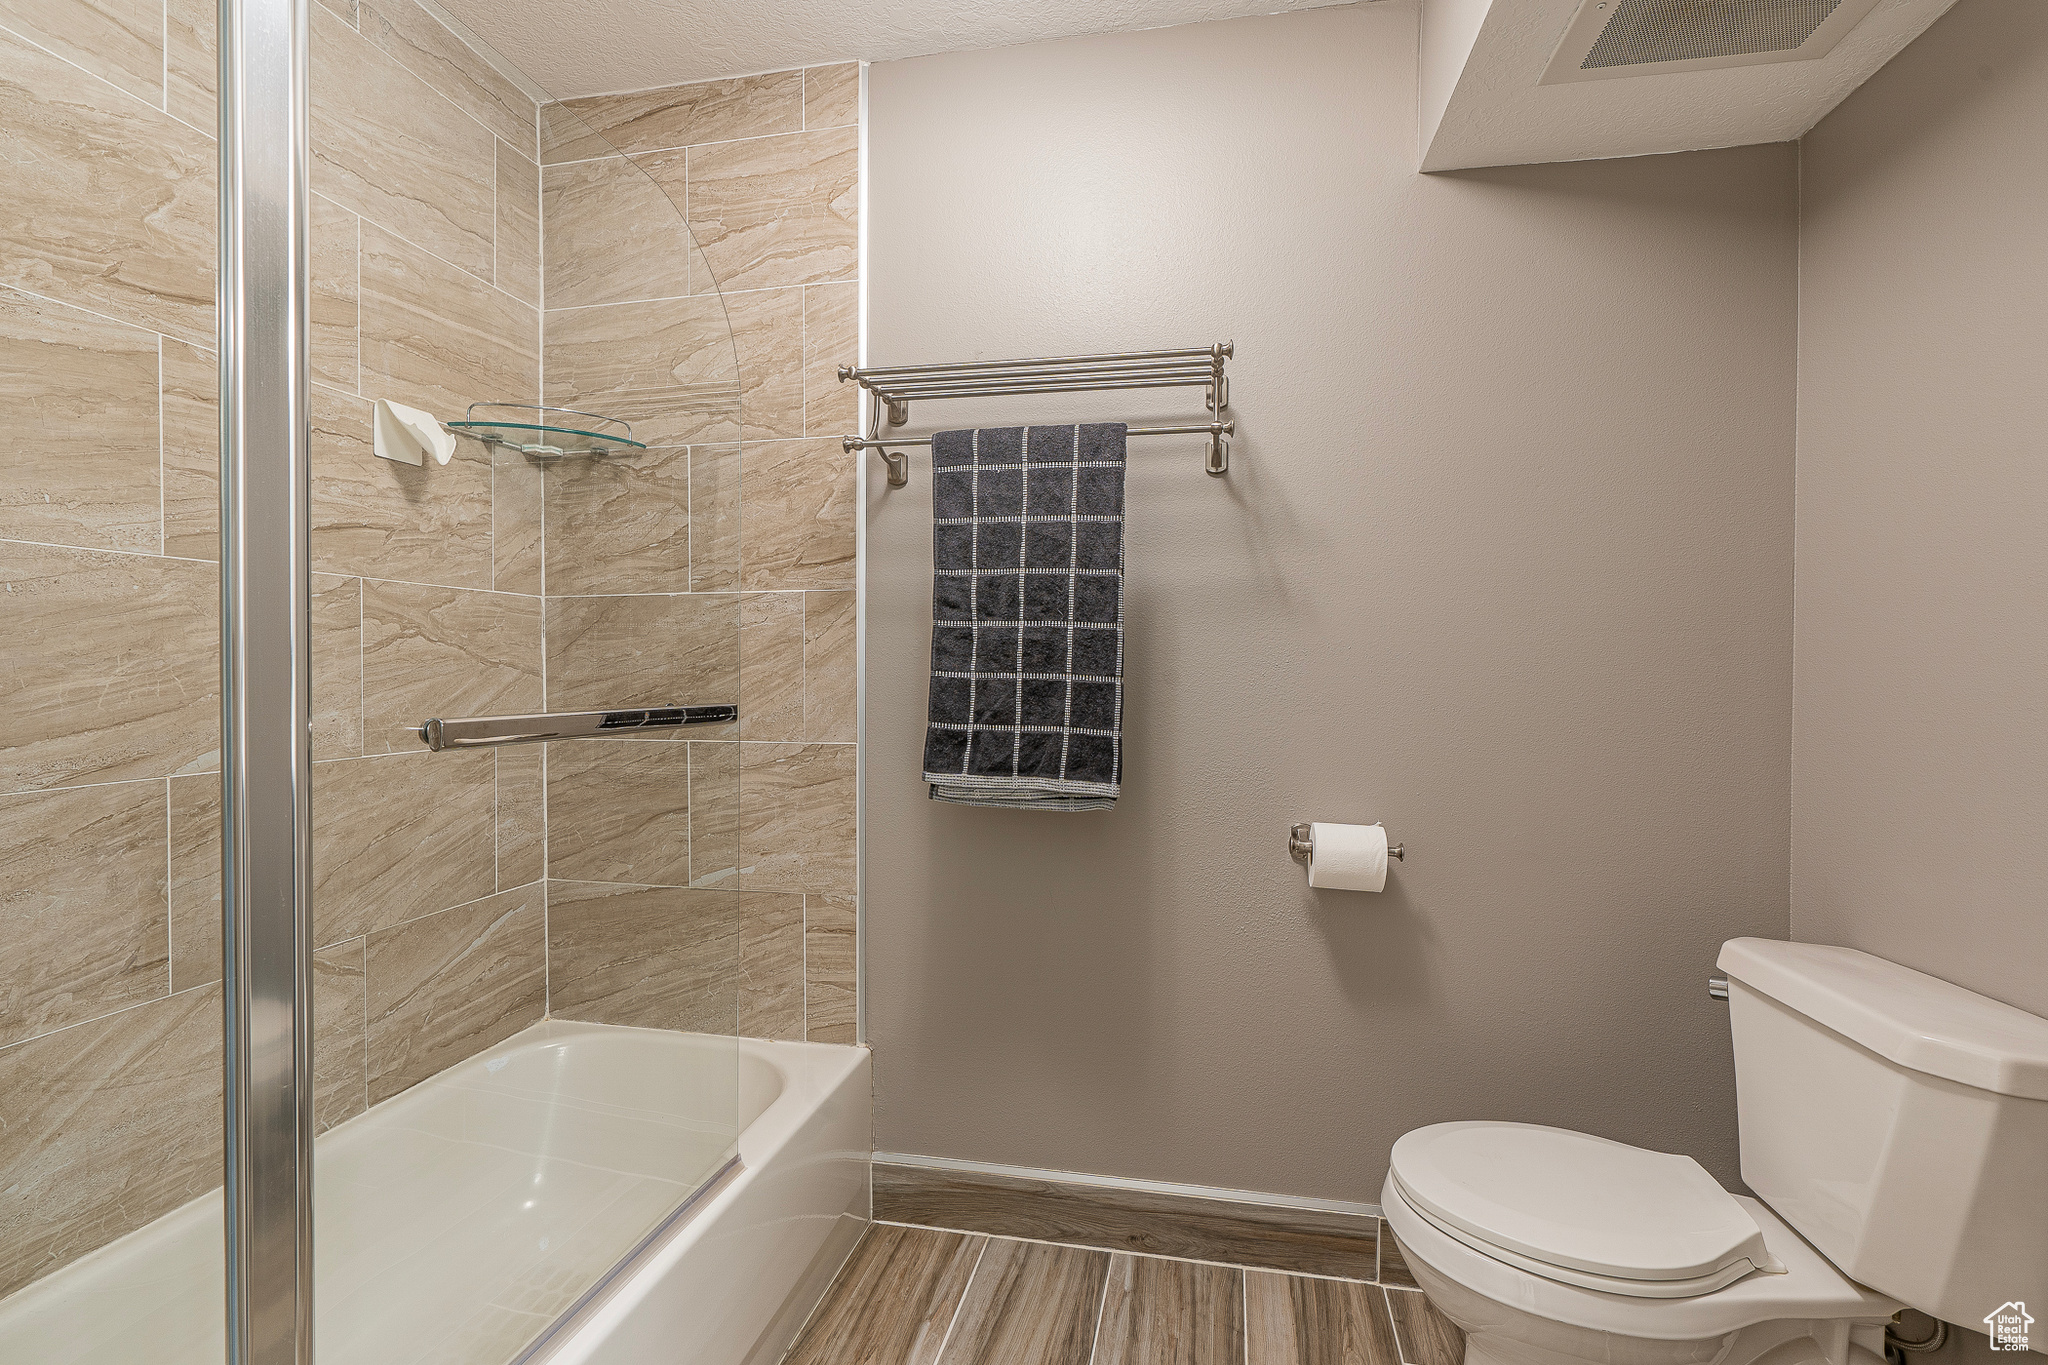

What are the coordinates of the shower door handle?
(418, 705, 738, 751)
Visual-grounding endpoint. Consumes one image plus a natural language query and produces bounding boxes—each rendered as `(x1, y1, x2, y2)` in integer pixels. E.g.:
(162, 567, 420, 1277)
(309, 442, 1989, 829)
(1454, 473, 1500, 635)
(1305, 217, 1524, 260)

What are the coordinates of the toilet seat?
(1381, 1162, 1900, 1344)
(1388, 1122, 1785, 1298)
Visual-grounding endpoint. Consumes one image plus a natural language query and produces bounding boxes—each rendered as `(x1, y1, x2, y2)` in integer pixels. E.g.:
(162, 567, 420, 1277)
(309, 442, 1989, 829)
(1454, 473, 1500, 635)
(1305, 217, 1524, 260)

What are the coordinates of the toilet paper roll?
(1307, 822, 1389, 893)
(373, 399, 455, 467)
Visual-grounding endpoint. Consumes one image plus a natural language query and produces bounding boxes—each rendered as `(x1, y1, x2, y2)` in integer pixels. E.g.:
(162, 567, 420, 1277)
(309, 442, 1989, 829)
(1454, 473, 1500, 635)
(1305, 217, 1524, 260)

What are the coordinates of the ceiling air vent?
(1541, 0, 1888, 84)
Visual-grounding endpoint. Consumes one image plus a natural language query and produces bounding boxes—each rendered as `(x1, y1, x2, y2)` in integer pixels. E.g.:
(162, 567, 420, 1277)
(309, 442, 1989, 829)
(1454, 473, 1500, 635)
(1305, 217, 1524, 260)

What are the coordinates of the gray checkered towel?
(922, 423, 1127, 810)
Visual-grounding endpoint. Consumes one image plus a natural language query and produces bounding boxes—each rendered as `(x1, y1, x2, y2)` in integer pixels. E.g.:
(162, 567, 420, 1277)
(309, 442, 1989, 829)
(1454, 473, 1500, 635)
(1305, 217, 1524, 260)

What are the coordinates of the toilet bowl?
(1381, 939, 2048, 1365)
(1379, 1125, 1896, 1365)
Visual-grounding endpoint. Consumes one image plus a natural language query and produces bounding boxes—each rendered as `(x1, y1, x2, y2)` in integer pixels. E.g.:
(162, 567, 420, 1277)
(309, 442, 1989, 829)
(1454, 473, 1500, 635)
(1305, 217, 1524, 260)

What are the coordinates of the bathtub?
(0, 1021, 871, 1365)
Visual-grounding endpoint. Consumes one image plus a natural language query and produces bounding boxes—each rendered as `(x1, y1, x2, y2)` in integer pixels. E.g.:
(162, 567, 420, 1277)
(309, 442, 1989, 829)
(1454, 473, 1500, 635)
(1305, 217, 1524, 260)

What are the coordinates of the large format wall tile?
(0, 29, 214, 344)
(161, 338, 220, 559)
(364, 883, 544, 1103)
(740, 592, 804, 740)
(738, 890, 803, 1040)
(547, 70, 802, 162)
(492, 444, 545, 594)
(545, 740, 692, 886)
(546, 881, 737, 1034)
(726, 286, 806, 441)
(544, 592, 740, 715)
(805, 892, 856, 1043)
(689, 741, 740, 888)
(165, 0, 215, 131)
(544, 446, 692, 596)
(692, 444, 742, 591)
(0, 781, 168, 1048)
(738, 743, 856, 894)
(359, 222, 538, 424)
(803, 65, 859, 131)
(312, 2, 495, 280)
(5, 0, 164, 106)
(313, 573, 366, 758)
(804, 590, 857, 742)
(740, 437, 857, 590)
(542, 294, 740, 448)
(803, 282, 859, 437)
(313, 194, 361, 391)
(312, 750, 498, 945)
(359, 0, 537, 155)
(542, 156, 693, 309)
(310, 385, 496, 590)
(495, 746, 544, 888)
(314, 937, 368, 1130)
(166, 772, 220, 989)
(0, 288, 161, 553)
(495, 142, 541, 307)
(0, 983, 222, 1300)
(0, 544, 218, 792)
(360, 579, 542, 753)
(681, 127, 858, 293)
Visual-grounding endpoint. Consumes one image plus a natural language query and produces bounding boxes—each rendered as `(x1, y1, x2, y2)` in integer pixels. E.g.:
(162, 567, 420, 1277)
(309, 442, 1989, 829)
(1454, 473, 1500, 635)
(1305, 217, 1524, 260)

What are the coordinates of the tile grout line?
(541, 120, 856, 171)
(543, 279, 849, 316)
(1381, 1285, 1412, 1365)
(2, 278, 204, 353)
(357, 576, 367, 756)
(356, 931, 369, 1122)
(0, 978, 217, 1059)
(928, 1236, 990, 1365)
(157, 335, 166, 555)
(162, 776, 175, 991)
(1084, 1253, 1115, 1365)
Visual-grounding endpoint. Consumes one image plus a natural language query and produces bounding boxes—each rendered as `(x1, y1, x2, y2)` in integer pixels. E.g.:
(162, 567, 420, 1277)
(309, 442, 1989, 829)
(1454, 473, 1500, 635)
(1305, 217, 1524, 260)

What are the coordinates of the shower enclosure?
(0, 0, 853, 1356)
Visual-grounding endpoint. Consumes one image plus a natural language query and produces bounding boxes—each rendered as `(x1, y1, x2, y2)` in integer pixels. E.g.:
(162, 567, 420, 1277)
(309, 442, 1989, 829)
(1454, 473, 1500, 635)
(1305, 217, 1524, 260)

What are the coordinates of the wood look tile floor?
(784, 1225, 1464, 1365)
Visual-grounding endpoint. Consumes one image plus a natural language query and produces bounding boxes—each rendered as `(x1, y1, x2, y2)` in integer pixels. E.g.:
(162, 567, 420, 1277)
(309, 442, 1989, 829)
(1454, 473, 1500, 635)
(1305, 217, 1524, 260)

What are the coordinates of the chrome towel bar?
(419, 706, 737, 751)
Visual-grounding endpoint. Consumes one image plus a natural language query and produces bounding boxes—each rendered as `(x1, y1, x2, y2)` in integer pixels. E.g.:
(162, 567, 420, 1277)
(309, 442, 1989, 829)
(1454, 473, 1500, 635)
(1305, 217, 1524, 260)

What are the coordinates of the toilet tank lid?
(1719, 938, 2048, 1101)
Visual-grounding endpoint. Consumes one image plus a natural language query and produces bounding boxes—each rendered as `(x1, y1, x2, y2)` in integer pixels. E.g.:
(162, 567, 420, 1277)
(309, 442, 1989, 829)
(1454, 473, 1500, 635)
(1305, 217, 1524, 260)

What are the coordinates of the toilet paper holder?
(1289, 822, 1404, 865)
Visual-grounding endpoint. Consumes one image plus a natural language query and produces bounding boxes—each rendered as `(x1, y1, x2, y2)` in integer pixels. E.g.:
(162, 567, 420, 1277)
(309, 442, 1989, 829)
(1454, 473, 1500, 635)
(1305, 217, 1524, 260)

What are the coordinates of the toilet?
(1381, 937, 2048, 1365)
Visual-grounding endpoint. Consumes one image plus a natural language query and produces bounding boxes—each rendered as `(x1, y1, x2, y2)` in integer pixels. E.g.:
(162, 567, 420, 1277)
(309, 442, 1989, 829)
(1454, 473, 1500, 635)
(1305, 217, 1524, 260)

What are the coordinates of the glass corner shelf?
(444, 403, 647, 459)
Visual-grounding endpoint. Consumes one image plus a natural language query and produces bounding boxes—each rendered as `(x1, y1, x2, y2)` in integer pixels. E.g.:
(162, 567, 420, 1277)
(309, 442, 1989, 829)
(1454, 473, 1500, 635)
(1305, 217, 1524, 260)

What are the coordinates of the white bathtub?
(0, 1021, 871, 1365)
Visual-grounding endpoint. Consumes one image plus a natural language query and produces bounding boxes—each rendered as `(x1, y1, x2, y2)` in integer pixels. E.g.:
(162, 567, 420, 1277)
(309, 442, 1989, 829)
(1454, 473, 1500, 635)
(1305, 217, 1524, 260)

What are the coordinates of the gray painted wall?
(1794, 0, 2048, 1021)
(863, 2, 1798, 1201)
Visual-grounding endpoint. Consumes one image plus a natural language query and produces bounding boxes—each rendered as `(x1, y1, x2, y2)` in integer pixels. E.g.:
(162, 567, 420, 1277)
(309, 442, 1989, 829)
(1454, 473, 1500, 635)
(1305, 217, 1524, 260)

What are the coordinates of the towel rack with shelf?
(840, 342, 1234, 487)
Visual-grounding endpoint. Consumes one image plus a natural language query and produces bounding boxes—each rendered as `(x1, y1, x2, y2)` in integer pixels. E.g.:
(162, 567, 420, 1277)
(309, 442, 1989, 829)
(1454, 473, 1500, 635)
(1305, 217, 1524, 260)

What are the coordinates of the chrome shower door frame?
(218, 0, 315, 1360)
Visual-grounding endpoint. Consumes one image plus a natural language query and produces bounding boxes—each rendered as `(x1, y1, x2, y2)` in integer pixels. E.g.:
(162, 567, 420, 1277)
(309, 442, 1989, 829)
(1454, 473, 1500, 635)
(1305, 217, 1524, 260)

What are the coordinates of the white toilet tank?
(1719, 938, 2048, 1329)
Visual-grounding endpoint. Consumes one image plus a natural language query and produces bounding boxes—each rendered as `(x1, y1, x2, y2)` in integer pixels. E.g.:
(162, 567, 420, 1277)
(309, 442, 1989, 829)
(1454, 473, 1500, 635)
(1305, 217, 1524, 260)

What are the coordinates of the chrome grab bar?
(419, 705, 738, 751)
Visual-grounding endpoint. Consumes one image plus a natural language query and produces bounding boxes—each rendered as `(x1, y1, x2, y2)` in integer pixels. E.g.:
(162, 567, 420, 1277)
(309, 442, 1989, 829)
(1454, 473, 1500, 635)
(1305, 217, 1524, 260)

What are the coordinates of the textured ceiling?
(437, 0, 1361, 99)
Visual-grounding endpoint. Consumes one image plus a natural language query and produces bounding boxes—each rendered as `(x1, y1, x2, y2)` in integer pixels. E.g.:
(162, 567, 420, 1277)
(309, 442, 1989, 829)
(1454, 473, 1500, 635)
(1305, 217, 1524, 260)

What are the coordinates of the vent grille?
(1581, 0, 1845, 69)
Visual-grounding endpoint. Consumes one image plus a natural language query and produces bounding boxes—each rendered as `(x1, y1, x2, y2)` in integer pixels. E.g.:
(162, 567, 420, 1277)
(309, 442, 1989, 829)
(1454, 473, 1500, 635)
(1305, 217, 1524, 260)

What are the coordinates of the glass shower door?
(296, 3, 747, 1362)
(0, 0, 236, 1355)
(0, 0, 746, 1359)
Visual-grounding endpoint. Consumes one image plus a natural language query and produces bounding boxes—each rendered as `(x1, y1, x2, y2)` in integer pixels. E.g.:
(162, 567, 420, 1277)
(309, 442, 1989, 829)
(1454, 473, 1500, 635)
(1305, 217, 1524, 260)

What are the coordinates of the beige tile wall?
(538, 64, 861, 1046)
(1, 6, 861, 1299)
(0, 0, 546, 1299)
